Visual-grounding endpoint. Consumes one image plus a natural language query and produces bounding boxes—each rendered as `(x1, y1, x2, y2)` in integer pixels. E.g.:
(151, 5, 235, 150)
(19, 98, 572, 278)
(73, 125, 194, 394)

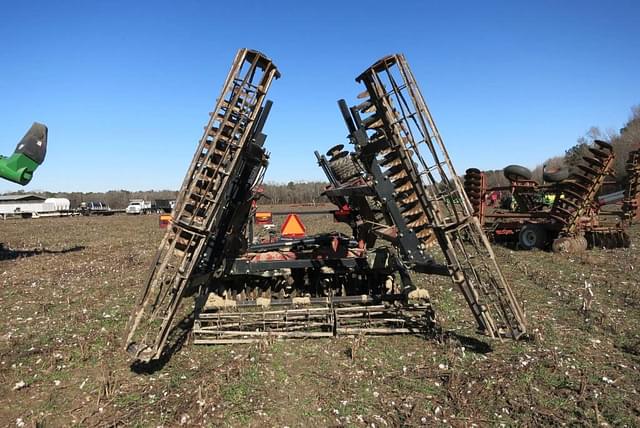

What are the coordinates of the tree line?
(261, 182, 329, 205)
(1, 183, 330, 209)
(475, 105, 639, 189)
(4, 105, 637, 206)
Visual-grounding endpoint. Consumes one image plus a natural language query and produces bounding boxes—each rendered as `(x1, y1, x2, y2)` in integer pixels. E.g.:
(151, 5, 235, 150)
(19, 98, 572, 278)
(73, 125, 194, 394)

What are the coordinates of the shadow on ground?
(0, 244, 85, 261)
(129, 315, 194, 375)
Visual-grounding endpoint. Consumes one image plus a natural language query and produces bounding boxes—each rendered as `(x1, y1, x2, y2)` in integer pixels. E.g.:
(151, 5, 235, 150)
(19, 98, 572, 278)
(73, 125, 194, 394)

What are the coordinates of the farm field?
(0, 213, 639, 426)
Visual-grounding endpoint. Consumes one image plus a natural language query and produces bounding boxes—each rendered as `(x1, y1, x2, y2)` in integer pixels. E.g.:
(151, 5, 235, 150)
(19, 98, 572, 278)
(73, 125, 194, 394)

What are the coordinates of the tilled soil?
(0, 214, 638, 426)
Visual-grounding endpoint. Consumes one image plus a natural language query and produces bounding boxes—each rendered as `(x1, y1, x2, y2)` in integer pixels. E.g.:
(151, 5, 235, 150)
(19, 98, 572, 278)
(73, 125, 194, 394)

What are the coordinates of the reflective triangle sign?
(281, 213, 306, 238)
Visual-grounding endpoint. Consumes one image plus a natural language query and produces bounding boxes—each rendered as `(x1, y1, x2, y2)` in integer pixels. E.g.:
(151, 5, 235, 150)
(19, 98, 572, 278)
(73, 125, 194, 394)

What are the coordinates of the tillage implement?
(465, 141, 638, 252)
(124, 50, 526, 363)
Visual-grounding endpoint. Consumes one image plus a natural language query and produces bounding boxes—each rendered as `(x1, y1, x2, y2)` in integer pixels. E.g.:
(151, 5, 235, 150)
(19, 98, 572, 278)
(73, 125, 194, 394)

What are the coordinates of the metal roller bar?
(192, 297, 432, 343)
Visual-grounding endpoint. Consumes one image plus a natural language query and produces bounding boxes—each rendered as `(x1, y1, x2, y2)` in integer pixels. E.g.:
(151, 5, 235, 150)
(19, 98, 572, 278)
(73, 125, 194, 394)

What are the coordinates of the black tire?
(543, 168, 569, 183)
(329, 154, 360, 184)
(504, 164, 533, 182)
(518, 224, 548, 250)
(465, 168, 481, 175)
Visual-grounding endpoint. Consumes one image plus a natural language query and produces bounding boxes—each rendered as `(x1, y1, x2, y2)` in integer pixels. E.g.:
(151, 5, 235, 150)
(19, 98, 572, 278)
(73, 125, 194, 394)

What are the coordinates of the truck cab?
(126, 200, 150, 215)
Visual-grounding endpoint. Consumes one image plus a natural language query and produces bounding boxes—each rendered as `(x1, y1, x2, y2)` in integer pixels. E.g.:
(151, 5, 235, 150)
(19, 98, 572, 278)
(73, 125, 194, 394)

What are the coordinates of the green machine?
(0, 123, 47, 185)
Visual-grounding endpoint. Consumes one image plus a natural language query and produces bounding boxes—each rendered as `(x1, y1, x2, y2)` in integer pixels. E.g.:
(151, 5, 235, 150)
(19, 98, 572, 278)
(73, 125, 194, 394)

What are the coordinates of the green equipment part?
(0, 123, 47, 185)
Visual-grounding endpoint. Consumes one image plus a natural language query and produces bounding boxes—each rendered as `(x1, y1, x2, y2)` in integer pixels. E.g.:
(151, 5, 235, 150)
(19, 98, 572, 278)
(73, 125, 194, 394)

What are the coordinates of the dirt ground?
(0, 213, 639, 427)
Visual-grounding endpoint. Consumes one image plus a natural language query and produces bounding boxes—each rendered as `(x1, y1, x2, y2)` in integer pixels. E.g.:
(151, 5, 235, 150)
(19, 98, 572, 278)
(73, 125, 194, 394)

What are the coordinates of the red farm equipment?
(464, 144, 639, 252)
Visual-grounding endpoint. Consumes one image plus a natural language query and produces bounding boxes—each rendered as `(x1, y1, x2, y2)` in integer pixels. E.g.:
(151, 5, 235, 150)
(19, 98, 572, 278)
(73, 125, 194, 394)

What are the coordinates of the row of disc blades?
(623, 149, 640, 219)
(464, 168, 483, 216)
(355, 94, 434, 244)
(549, 140, 615, 235)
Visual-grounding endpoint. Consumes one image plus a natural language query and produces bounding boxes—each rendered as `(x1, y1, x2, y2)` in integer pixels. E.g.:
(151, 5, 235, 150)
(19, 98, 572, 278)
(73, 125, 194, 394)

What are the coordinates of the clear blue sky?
(1, 0, 638, 192)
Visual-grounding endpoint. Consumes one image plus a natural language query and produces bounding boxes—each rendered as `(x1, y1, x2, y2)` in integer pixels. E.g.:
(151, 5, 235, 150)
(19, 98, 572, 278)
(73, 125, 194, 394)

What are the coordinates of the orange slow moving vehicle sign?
(280, 213, 306, 238)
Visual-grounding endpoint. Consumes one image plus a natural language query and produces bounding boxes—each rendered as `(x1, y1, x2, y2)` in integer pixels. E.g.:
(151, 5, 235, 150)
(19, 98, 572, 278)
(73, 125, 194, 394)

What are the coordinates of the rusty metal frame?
(125, 52, 534, 364)
(349, 54, 526, 339)
(124, 49, 279, 362)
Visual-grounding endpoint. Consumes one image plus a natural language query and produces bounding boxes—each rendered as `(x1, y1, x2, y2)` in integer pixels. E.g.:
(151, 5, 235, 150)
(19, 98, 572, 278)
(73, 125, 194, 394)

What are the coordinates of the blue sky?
(0, 0, 638, 192)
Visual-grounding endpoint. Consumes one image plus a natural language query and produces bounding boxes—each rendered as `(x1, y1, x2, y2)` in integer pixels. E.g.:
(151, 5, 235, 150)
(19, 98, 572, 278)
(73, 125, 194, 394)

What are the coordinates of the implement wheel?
(504, 164, 532, 182)
(518, 224, 548, 250)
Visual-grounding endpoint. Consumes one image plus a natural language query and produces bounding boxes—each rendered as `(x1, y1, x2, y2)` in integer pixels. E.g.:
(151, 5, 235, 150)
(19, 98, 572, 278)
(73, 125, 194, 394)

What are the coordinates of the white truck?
(126, 199, 152, 215)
